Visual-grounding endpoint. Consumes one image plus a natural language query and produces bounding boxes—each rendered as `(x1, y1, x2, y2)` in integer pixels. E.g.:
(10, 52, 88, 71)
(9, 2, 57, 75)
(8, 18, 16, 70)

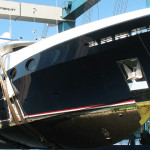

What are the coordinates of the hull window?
(118, 58, 149, 91)
(86, 26, 149, 47)
(25, 59, 36, 71)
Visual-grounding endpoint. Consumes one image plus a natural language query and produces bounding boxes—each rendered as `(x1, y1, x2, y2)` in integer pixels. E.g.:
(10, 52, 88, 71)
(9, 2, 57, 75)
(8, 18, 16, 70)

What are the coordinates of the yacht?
(0, 7, 150, 148)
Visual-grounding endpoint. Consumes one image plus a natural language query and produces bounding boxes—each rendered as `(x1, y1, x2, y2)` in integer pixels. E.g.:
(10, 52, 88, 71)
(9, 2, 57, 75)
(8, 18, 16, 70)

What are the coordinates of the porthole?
(10, 68, 17, 79)
(26, 59, 36, 71)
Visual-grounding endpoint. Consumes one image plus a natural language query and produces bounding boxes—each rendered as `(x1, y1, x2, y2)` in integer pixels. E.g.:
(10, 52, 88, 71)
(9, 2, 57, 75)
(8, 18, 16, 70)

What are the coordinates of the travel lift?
(0, 0, 100, 33)
(0, 0, 150, 145)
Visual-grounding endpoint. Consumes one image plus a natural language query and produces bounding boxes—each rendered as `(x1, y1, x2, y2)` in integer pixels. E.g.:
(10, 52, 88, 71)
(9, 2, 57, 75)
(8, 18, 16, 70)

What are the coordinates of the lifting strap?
(0, 55, 25, 125)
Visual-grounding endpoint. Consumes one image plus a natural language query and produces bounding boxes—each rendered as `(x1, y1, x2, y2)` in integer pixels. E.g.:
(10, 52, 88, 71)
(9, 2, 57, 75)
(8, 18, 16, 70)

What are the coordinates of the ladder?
(0, 55, 25, 125)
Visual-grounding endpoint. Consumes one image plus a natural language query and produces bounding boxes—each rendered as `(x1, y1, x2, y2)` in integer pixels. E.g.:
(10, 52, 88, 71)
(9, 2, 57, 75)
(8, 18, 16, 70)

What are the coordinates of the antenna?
(9, 14, 12, 40)
(33, 7, 37, 40)
(56, 0, 58, 33)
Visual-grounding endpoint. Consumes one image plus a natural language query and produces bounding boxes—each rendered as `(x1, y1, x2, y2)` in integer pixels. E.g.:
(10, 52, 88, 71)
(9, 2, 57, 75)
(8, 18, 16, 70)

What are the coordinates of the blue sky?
(0, 0, 147, 41)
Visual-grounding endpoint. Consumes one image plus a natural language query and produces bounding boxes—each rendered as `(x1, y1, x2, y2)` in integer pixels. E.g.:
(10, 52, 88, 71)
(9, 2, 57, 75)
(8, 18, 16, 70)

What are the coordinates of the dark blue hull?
(0, 22, 150, 148)
(15, 31, 150, 116)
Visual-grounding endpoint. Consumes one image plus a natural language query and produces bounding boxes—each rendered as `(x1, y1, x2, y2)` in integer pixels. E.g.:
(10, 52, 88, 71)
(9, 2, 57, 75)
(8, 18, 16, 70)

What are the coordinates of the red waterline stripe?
(0, 100, 135, 122)
(25, 100, 135, 118)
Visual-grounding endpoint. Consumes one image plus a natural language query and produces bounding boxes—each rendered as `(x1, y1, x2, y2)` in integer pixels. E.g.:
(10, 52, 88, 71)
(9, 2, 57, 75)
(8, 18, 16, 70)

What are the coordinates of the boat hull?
(16, 31, 150, 116)
(0, 100, 141, 148)
(1, 18, 150, 147)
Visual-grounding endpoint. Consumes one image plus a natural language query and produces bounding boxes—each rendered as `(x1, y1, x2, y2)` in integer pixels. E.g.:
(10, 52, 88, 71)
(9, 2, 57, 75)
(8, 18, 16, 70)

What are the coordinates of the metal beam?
(0, 1, 74, 26)
(58, 21, 75, 33)
(146, 0, 150, 7)
(62, 0, 101, 19)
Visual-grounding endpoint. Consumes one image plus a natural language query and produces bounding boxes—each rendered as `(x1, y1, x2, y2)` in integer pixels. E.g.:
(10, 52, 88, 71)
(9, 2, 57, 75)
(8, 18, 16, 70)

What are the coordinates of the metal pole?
(9, 15, 12, 40)
(56, 0, 58, 34)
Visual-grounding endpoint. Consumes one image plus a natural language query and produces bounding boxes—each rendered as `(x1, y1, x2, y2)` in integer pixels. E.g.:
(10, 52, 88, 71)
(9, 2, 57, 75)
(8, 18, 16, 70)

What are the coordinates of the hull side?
(15, 31, 150, 116)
